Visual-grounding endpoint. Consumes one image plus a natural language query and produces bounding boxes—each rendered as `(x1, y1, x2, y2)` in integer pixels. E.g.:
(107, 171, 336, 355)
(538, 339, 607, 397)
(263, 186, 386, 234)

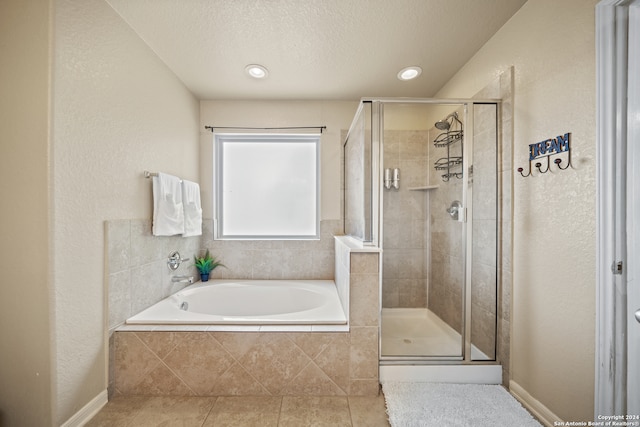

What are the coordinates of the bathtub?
(125, 279, 347, 325)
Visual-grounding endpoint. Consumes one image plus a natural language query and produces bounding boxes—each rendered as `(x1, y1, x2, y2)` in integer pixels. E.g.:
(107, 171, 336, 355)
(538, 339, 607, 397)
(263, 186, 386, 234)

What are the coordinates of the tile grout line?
(347, 396, 355, 427)
(283, 334, 348, 395)
(116, 332, 166, 394)
(208, 332, 275, 396)
(276, 395, 284, 426)
(202, 332, 253, 395)
(140, 332, 198, 396)
(199, 396, 218, 427)
(282, 335, 316, 391)
(311, 339, 350, 395)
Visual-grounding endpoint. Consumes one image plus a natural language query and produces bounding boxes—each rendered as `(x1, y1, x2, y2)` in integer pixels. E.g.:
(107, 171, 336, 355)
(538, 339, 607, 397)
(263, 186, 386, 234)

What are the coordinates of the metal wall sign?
(518, 132, 572, 177)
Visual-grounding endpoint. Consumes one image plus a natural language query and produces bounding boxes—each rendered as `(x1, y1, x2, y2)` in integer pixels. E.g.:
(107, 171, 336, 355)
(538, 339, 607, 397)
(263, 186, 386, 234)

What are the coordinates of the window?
(214, 133, 320, 239)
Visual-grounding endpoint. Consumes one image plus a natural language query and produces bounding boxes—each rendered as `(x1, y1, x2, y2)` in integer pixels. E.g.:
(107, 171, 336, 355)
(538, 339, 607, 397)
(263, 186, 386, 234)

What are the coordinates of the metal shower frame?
(345, 97, 501, 365)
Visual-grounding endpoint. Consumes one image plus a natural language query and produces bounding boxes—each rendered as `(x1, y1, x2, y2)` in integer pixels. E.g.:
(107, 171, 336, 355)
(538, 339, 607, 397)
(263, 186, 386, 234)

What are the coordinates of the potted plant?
(193, 249, 224, 282)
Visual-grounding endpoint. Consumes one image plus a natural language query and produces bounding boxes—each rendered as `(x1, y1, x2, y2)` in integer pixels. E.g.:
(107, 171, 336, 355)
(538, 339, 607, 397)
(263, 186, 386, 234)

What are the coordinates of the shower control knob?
(447, 200, 463, 221)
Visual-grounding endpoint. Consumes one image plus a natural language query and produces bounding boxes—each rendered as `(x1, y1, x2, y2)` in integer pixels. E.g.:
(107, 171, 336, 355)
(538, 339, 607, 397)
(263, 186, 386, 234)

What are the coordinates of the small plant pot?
(200, 273, 209, 282)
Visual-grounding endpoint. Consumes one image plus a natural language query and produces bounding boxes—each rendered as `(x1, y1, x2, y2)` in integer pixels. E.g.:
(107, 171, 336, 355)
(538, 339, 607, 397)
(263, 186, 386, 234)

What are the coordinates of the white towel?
(152, 172, 184, 236)
(181, 179, 202, 237)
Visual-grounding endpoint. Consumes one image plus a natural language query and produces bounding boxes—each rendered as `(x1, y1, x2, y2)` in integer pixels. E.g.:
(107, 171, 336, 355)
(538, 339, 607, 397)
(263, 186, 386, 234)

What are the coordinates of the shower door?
(379, 101, 498, 363)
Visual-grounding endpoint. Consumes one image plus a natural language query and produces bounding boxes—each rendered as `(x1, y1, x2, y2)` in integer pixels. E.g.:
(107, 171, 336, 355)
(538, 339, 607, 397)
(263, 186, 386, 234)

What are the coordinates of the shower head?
(434, 112, 461, 131)
(435, 120, 450, 130)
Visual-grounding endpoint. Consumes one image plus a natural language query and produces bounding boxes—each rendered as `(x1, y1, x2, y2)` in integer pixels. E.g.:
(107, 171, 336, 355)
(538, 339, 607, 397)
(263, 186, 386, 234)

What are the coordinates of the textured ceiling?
(106, 0, 527, 100)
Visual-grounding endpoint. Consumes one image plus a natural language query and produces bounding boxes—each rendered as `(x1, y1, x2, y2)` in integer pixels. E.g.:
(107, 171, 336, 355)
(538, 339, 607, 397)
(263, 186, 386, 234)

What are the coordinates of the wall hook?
(517, 165, 532, 177)
(535, 157, 551, 174)
(518, 132, 573, 177)
(555, 150, 573, 170)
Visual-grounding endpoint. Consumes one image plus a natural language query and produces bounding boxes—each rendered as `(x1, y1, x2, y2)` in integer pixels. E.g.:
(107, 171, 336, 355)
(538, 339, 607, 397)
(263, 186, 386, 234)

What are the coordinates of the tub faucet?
(171, 275, 194, 284)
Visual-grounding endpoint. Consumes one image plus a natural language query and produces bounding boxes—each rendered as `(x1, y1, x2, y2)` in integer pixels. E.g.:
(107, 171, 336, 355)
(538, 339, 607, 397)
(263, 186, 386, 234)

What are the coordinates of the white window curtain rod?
(204, 125, 326, 133)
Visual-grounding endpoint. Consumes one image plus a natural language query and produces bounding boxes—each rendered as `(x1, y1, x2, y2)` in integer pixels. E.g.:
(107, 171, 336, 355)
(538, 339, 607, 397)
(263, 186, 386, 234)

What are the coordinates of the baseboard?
(60, 389, 108, 427)
(380, 365, 502, 384)
(509, 380, 563, 427)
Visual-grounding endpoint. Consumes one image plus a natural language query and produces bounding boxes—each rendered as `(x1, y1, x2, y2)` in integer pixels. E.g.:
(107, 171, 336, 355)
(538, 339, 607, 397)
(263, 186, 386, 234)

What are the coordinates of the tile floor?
(86, 394, 391, 427)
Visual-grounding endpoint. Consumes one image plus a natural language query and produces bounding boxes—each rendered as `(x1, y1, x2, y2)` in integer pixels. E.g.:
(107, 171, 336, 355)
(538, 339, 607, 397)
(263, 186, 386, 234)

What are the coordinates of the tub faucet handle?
(167, 251, 189, 270)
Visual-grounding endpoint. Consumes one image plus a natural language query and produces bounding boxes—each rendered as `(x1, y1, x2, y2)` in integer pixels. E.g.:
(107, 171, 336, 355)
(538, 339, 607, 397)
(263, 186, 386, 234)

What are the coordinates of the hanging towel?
(181, 179, 202, 237)
(152, 172, 184, 236)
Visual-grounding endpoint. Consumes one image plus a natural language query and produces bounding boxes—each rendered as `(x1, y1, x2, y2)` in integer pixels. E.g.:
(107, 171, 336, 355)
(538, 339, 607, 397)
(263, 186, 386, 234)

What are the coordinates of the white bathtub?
(126, 279, 347, 325)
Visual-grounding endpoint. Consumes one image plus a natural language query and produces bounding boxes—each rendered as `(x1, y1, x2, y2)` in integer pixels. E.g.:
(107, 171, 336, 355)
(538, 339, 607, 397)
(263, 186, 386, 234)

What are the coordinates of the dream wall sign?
(518, 132, 573, 177)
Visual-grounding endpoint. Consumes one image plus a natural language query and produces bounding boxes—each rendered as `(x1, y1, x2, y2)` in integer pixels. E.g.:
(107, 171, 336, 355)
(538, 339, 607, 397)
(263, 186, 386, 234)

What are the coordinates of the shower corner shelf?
(433, 130, 463, 147)
(433, 129, 463, 182)
(408, 185, 439, 191)
(434, 157, 463, 170)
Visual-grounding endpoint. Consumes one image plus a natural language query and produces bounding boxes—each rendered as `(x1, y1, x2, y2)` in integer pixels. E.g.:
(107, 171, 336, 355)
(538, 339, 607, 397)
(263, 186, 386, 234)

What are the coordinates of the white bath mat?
(382, 382, 542, 427)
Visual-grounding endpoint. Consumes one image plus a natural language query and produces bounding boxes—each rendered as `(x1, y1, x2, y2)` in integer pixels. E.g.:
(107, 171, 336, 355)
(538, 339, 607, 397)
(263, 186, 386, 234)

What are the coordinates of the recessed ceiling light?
(397, 66, 422, 81)
(245, 64, 268, 79)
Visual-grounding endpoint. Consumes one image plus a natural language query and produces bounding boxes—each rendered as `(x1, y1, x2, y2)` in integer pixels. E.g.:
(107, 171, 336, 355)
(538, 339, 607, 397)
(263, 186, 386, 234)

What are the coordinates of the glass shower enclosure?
(343, 99, 499, 364)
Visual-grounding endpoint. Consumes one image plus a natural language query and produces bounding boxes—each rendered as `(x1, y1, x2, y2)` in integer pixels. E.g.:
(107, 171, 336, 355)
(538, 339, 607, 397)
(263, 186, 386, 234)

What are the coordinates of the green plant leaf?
(193, 249, 225, 274)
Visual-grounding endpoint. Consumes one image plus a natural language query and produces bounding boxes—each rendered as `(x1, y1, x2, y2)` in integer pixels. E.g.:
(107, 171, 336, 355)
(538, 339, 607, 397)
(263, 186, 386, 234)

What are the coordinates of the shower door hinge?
(612, 261, 623, 275)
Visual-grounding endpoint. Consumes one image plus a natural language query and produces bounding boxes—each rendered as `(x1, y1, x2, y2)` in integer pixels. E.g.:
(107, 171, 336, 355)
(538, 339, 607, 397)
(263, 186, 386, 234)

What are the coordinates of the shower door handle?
(635, 309, 640, 324)
(447, 200, 464, 222)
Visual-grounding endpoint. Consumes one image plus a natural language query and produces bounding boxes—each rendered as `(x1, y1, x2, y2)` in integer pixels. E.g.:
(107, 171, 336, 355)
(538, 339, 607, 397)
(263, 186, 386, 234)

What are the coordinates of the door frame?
(595, 0, 639, 417)
(374, 99, 500, 363)
(625, 1, 640, 416)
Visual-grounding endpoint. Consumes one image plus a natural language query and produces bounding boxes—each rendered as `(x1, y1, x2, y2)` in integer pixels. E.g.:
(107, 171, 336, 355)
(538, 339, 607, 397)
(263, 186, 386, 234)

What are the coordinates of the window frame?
(213, 133, 321, 240)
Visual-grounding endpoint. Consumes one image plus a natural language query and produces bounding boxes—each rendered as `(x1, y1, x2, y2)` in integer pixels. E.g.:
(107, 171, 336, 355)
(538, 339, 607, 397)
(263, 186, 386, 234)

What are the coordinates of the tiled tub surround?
(106, 219, 202, 331)
(200, 219, 343, 281)
(111, 236, 381, 397)
(107, 219, 343, 332)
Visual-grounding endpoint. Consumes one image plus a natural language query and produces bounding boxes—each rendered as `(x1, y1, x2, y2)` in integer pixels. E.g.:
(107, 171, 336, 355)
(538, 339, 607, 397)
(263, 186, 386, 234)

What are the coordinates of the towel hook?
(518, 133, 573, 178)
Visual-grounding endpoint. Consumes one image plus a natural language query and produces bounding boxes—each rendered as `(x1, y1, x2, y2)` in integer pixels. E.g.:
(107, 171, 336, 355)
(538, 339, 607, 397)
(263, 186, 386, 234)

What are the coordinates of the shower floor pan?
(381, 308, 487, 359)
(380, 308, 502, 384)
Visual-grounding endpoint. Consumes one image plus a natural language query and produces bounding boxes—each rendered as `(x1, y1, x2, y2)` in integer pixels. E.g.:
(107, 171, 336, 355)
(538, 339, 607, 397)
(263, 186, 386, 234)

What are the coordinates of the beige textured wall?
(52, 0, 200, 423)
(436, 0, 597, 421)
(0, 1, 53, 425)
